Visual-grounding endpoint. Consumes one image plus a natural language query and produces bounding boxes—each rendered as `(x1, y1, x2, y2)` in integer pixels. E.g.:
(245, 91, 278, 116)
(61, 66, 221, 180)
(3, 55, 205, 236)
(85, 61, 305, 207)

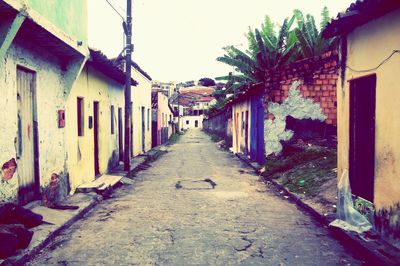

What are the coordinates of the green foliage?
(216, 15, 298, 95)
(294, 9, 337, 59)
(199, 77, 216, 87)
(263, 148, 331, 177)
(216, 7, 337, 101)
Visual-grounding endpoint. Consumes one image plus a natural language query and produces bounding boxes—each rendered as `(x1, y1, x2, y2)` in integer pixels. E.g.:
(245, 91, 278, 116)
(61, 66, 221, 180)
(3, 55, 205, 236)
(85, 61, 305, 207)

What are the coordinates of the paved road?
(28, 129, 363, 265)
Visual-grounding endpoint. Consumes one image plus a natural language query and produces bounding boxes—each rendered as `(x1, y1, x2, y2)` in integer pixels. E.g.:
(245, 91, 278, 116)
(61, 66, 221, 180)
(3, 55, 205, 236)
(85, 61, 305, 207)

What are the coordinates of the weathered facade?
(231, 86, 265, 164)
(66, 50, 132, 193)
(151, 92, 174, 147)
(131, 65, 152, 156)
(0, 0, 88, 203)
(324, 0, 400, 240)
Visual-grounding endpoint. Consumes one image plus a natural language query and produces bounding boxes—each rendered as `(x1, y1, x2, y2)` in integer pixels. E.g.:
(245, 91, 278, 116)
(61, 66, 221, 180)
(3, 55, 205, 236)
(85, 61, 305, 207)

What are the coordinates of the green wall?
(27, 0, 87, 42)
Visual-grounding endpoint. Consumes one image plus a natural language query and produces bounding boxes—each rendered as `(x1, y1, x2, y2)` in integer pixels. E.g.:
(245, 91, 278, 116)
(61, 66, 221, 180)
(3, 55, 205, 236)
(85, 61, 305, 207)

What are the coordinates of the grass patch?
(262, 146, 337, 198)
(210, 133, 223, 142)
(168, 131, 185, 145)
(145, 149, 168, 163)
(263, 148, 331, 178)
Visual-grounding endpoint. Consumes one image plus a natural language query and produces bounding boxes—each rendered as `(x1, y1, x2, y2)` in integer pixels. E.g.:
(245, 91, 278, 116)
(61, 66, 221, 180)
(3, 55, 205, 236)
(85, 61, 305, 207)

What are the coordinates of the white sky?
(88, 0, 354, 82)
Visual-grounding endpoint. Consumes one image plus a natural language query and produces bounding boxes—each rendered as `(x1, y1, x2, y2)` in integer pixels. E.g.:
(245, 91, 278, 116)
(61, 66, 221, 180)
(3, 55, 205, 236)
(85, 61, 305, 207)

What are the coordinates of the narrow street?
(28, 129, 362, 265)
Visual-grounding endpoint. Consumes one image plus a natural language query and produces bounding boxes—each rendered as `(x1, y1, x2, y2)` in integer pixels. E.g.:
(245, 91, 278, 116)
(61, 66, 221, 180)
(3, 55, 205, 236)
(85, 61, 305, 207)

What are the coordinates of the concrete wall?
(182, 115, 203, 130)
(66, 64, 124, 193)
(337, 9, 400, 213)
(131, 67, 152, 156)
(26, 0, 87, 42)
(203, 107, 232, 146)
(0, 38, 69, 201)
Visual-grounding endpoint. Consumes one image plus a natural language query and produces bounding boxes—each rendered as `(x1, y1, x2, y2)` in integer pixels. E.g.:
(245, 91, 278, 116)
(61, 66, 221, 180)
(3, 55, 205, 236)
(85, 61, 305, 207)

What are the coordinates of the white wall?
(182, 115, 204, 129)
(131, 68, 152, 156)
(0, 38, 70, 201)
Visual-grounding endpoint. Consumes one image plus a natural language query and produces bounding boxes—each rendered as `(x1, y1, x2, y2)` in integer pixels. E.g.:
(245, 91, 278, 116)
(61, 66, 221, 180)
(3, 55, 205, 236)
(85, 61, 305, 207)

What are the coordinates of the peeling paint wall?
(131, 68, 152, 156)
(266, 51, 338, 125)
(264, 81, 326, 156)
(66, 65, 125, 193)
(337, 9, 400, 215)
(0, 37, 70, 202)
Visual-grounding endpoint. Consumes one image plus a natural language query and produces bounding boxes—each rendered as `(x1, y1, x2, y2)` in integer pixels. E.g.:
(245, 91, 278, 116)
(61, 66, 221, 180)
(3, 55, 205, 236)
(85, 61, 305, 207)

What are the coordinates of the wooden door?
(93, 101, 100, 176)
(349, 74, 376, 202)
(141, 106, 145, 152)
(245, 110, 249, 154)
(118, 107, 123, 161)
(16, 67, 39, 204)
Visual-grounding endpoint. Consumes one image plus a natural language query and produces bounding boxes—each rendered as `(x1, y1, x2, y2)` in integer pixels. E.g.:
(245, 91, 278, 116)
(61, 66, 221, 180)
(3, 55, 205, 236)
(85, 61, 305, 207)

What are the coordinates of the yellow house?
(131, 63, 152, 156)
(66, 49, 137, 193)
(324, 0, 400, 238)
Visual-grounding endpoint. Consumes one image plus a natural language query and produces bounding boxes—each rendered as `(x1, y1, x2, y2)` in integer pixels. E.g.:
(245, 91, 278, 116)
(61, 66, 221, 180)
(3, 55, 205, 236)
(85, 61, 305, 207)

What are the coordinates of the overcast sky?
(88, 0, 353, 82)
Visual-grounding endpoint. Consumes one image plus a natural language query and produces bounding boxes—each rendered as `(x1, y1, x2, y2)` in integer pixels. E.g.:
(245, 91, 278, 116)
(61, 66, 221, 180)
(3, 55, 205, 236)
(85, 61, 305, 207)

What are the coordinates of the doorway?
(349, 74, 376, 202)
(16, 66, 40, 204)
(195, 120, 198, 128)
(93, 101, 100, 176)
(141, 106, 145, 153)
(118, 107, 123, 162)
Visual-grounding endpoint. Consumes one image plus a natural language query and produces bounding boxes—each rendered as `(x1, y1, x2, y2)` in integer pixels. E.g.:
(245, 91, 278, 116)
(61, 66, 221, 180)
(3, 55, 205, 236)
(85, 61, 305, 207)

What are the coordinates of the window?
(77, 97, 84, 136)
(110, 105, 115, 134)
(186, 120, 189, 125)
(147, 108, 150, 130)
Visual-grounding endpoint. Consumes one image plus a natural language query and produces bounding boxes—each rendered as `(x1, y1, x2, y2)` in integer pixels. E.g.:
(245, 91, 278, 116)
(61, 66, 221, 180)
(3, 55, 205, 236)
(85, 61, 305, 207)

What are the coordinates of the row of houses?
(0, 0, 173, 205)
(204, 0, 400, 241)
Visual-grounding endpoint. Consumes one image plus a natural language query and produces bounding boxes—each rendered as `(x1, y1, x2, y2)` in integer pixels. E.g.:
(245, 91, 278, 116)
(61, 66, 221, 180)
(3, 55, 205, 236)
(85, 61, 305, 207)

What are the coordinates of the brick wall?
(265, 51, 339, 125)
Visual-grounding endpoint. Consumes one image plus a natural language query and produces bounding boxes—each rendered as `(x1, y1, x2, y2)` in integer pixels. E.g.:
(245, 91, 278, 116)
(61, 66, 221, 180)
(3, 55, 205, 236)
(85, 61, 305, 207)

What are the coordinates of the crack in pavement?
(233, 237, 254, 252)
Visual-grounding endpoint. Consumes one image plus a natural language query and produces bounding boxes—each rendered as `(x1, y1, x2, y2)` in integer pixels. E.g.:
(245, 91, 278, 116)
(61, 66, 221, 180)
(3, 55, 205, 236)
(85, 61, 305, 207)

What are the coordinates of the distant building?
(151, 81, 176, 98)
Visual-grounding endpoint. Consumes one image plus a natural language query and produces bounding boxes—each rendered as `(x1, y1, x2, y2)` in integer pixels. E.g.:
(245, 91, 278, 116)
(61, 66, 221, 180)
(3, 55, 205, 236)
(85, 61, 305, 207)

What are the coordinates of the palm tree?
(293, 8, 337, 59)
(216, 15, 298, 95)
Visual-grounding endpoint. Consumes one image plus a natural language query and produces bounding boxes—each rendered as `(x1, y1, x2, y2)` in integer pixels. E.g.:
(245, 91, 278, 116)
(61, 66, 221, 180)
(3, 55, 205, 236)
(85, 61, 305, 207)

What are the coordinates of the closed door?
(141, 107, 146, 152)
(245, 110, 249, 154)
(16, 67, 39, 204)
(349, 74, 376, 202)
(118, 107, 123, 161)
(93, 101, 100, 176)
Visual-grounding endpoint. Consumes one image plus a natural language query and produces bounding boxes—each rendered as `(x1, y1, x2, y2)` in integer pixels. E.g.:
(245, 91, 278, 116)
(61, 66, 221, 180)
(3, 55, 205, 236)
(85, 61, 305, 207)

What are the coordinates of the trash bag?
(329, 170, 372, 234)
(0, 203, 43, 229)
(0, 224, 33, 259)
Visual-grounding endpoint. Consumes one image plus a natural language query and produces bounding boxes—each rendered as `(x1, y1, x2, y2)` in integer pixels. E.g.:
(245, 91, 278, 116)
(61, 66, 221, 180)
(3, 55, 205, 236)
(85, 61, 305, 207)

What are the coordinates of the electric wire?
(105, 0, 125, 21)
(347, 50, 400, 73)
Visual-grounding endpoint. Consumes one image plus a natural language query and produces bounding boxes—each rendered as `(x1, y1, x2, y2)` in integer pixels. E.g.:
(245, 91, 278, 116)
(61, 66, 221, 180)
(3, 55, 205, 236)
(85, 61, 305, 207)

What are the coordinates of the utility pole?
(177, 89, 180, 132)
(124, 0, 132, 171)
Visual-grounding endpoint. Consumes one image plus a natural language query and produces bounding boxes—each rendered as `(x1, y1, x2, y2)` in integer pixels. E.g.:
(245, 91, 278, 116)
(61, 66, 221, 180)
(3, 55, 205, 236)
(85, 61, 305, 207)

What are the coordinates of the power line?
(105, 0, 125, 21)
(347, 50, 400, 73)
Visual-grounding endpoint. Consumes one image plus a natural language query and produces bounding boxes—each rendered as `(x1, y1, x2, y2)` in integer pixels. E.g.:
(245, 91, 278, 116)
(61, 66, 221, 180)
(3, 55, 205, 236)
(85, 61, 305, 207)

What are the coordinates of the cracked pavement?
(27, 129, 363, 265)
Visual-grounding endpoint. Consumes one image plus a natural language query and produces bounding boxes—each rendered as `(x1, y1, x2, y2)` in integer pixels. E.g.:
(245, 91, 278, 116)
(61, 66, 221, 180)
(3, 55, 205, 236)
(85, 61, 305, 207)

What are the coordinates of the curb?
(2, 196, 100, 266)
(235, 153, 400, 266)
